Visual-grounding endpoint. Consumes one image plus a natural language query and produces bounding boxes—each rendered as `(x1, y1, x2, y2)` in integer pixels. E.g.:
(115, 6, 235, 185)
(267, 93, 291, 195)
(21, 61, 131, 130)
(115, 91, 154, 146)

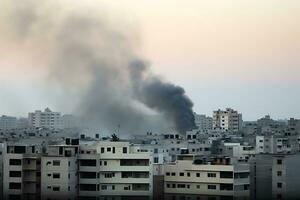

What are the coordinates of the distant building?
(164, 155, 250, 200)
(288, 118, 300, 133)
(61, 114, 78, 129)
(194, 113, 213, 131)
(250, 153, 300, 200)
(17, 118, 29, 129)
(255, 135, 300, 154)
(28, 108, 62, 129)
(213, 108, 243, 132)
(0, 115, 17, 130)
(196, 114, 213, 130)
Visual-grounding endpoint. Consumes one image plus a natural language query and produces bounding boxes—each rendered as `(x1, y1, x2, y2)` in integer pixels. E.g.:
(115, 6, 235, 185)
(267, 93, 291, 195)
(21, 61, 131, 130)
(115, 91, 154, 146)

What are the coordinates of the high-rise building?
(28, 108, 62, 129)
(213, 108, 243, 132)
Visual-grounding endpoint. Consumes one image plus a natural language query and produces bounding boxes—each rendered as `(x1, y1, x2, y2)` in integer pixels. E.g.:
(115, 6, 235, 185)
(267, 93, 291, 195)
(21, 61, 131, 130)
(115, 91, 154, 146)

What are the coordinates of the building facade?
(213, 108, 243, 132)
(164, 155, 250, 200)
(28, 108, 62, 129)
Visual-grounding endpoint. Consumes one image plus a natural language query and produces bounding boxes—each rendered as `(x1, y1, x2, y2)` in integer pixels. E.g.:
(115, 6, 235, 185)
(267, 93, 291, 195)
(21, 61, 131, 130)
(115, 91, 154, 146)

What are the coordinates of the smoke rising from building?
(0, 0, 195, 134)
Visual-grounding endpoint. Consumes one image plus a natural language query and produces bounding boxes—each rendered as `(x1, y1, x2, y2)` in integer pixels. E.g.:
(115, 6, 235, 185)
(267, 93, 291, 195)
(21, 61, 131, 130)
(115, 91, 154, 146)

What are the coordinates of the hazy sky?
(0, 0, 300, 120)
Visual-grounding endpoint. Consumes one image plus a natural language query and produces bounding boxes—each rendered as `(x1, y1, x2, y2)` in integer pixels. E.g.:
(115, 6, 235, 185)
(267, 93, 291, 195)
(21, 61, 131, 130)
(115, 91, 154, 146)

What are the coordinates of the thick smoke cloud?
(0, 0, 195, 134)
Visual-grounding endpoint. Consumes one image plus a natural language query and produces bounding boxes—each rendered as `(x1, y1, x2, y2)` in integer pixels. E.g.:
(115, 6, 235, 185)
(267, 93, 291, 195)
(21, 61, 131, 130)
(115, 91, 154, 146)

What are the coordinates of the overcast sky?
(0, 0, 300, 120)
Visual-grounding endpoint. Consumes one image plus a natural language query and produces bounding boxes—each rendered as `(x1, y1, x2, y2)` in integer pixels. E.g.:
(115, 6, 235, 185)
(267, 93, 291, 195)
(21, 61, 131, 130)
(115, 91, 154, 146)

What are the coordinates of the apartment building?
(3, 143, 43, 200)
(28, 108, 62, 129)
(250, 153, 300, 200)
(194, 113, 213, 131)
(0, 115, 17, 130)
(41, 139, 79, 200)
(255, 135, 300, 154)
(164, 155, 250, 200)
(213, 108, 243, 132)
(78, 141, 153, 200)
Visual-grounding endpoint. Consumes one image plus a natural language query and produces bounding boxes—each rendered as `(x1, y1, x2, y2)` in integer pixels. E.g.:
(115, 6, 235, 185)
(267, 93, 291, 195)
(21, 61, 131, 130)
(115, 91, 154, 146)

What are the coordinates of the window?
(220, 171, 233, 178)
(277, 183, 282, 188)
(53, 160, 60, 166)
(53, 186, 60, 191)
(104, 173, 115, 178)
(124, 186, 130, 190)
(101, 185, 107, 190)
(197, 185, 200, 189)
(123, 147, 127, 154)
(9, 183, 21, 190)
(112, 147, 115, 153)
(167, 184, 170, 188)
(208, 173, 217, 178)
(171, 172, 176, 176)
(9, 159, 21, 166)
(53, 173, 60, 179)
(196, 173, 200, 177)
(9, 171, 21, 177)
(154, 149, 158, 153)
(80, 159, 96, 166)
(101, 147, 105, 153)
(187, 172, 190, 177)
(166, 172, 170, 176)
(177, 184, 185, 188)
(277, 171, 282, 176)
(112, 185, 115, 190)
(172, 184, 176, 188)
(208, 185, 217, 190)
(277, 159, 282, 165)
(180, 172, 184, 176)
(104, 161, 107, 166)
(154, 157, 159, 163)
(107, 147, 111, 152)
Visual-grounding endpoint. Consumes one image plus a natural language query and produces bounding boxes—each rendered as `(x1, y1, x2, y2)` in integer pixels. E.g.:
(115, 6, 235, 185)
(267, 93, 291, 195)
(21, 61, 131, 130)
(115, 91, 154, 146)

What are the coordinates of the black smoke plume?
(0, 0, 196, 134)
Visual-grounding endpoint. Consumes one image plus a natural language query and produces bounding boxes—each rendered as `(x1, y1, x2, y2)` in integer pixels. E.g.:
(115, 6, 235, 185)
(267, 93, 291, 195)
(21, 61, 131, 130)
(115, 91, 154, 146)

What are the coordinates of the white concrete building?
(164, 155, 250, 200)
(213, 108, 243, 132)
(28, 108, 62, 129)
(0, 115, 17, 130)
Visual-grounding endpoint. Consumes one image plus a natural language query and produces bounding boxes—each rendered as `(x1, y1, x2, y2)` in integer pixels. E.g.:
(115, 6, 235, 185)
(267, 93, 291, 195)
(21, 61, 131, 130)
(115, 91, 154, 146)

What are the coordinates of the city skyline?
(0, 0, 300, 121)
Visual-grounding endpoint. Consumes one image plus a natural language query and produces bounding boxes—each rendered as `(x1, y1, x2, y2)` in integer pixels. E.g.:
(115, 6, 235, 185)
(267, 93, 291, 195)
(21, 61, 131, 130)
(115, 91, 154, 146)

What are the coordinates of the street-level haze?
(0, 0, 196, 134)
